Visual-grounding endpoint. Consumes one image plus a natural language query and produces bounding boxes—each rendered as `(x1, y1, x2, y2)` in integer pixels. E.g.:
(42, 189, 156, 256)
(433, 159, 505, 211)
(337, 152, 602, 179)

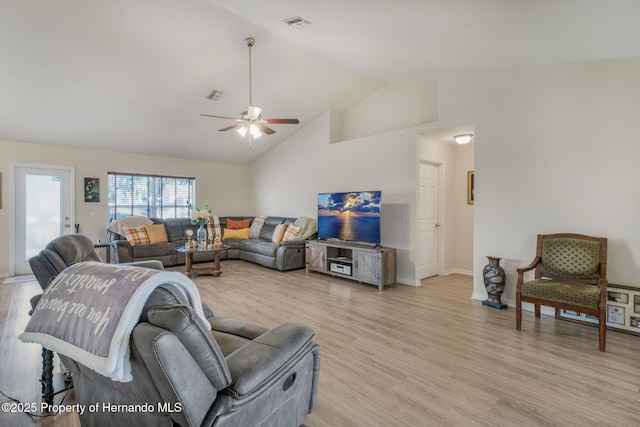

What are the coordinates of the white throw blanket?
(20, 262, 206, 382)
(106, 215, 153, 237)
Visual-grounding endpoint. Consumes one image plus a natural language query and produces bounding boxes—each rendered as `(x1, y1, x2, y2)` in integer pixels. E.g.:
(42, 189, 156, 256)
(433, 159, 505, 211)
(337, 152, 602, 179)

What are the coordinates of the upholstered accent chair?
(516, 233, 608, 351)
(28, 234, 164, 407)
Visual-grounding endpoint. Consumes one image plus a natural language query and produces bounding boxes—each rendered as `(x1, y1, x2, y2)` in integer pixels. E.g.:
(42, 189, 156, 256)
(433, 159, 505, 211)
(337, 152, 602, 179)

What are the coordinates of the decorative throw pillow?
(249, 216, 266, 239)
(123, 226, 150, 245)
(282, 224, 301, 241)
(144, 224, 168, 244)
(272, 224, 287, 244)
(222, 228, 250, 240)
(227, 218, 252, 229)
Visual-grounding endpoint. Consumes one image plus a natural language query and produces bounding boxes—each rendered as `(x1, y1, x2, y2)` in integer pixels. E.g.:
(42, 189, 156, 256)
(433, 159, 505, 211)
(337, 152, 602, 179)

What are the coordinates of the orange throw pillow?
(227, 218, 252, 229)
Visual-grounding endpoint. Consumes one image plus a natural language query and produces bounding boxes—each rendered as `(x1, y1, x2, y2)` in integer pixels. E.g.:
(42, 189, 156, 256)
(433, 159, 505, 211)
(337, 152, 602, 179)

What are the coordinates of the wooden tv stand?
(305, 240, 396, 291)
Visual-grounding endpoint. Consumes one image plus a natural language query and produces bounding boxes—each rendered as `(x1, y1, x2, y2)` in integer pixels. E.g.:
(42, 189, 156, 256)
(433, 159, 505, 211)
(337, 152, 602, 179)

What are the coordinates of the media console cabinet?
(305, 240, 396, 291)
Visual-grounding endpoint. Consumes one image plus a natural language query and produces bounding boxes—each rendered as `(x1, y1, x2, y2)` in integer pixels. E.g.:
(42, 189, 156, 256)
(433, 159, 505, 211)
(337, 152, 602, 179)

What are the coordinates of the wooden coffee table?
(176, 245, 229, 278)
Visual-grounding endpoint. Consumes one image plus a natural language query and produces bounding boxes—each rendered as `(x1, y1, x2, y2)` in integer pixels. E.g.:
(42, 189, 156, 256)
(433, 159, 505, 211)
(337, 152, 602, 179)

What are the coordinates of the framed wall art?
(84, 177, 100, 202)
(557, 284, 640, 337)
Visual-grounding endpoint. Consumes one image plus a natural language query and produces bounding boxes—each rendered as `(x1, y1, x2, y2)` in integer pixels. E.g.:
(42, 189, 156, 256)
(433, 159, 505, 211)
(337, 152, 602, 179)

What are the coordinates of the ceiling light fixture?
(454, 134, 473, 145)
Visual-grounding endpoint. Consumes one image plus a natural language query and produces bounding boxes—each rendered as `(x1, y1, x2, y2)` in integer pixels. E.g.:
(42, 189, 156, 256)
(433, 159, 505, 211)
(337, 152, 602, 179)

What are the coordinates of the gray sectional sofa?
(109, 216, 315, 271)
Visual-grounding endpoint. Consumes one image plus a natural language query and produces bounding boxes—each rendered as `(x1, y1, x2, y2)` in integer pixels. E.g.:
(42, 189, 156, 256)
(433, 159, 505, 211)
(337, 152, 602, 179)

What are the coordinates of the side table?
(94, 242, 111, 263)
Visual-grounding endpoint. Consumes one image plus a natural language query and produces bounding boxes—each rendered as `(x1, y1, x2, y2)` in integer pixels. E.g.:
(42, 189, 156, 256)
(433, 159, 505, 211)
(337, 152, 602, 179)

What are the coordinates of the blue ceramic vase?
(482, 256, 507, 309)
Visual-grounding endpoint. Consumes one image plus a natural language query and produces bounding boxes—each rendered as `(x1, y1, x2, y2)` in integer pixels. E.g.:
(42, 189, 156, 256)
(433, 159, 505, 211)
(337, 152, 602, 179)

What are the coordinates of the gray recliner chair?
(28, 234, 165, 407)
(58, 285, 320, 426)
(29, 234, 320, 426)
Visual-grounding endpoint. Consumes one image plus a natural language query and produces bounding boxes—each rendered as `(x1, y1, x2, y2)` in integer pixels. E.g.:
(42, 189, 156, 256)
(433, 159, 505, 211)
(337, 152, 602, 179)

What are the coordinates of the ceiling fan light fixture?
(236, 124, 262, 139)
(201, 36, 299, 150)
(454, 133, 473, 145)
(247, 105, 262, 120)
(249, 124, 262, 139)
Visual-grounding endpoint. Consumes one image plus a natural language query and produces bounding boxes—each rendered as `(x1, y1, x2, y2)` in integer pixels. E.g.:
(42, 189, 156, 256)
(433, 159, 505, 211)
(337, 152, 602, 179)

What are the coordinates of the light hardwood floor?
(2, 260, 640, 426)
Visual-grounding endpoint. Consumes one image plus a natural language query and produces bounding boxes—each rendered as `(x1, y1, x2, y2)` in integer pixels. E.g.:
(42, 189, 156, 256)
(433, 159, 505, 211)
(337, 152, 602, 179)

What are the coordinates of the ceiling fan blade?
(264, 118, 299, 124)
(201, 114, 240, 120)
(219, 124, 245, 132)
(256, 124, 276, 135)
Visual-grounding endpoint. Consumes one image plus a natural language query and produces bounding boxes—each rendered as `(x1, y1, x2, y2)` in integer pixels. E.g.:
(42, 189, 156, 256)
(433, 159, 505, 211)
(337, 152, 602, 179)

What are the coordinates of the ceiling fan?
(200, 37, 299, 149)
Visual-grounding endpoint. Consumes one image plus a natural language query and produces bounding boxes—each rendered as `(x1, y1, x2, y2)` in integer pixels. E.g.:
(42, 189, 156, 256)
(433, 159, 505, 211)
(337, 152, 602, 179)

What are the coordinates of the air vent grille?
(283, 16, 311, 26)
(206, 90, 223, 101)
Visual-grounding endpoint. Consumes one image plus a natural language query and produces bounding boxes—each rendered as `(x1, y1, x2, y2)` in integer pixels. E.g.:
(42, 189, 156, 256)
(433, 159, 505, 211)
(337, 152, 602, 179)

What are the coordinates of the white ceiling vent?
(283, 16, 311, 26)
(206, 90, 223, 101)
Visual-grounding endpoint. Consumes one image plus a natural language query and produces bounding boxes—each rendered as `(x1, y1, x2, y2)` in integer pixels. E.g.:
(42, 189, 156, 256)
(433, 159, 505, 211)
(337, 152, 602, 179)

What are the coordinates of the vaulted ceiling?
(2, 0, 639, 164)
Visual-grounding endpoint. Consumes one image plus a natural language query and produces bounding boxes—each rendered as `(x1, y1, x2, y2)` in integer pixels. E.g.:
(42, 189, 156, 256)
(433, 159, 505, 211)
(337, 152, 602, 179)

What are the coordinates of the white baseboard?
(471, 292, 485, 301)
(443, 268, 473, 276)
(396, 277, 417, 286)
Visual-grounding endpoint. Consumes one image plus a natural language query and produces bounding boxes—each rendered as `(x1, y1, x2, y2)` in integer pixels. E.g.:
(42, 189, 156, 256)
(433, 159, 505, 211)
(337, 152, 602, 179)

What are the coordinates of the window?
(108, 172, 195, 221)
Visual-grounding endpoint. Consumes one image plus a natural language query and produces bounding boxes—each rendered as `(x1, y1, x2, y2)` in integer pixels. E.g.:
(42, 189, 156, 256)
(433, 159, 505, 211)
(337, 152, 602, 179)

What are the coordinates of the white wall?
(436, 58, 640, 301)
(0, 138, 252, 276)
(453, 144, 474, 272)
(341, 78, 439, 141)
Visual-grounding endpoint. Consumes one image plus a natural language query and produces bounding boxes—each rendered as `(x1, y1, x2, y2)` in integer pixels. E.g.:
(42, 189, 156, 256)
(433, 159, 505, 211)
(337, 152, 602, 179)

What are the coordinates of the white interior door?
(12, 164, 74, 275)
(418, 161, 440, 279)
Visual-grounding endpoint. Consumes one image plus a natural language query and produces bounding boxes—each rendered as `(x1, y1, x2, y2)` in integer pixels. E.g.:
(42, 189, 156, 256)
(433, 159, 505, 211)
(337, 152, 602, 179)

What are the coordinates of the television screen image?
(317, 191, 381, 244)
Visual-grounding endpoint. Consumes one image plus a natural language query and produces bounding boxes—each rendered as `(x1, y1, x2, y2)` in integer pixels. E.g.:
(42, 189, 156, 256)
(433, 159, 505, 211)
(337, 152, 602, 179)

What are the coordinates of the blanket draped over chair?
(19, 262, 205, 382)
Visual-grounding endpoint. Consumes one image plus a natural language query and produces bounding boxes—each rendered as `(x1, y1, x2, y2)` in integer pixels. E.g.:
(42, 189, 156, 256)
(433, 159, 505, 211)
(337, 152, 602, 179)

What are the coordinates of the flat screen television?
(317, 191, 381, 244)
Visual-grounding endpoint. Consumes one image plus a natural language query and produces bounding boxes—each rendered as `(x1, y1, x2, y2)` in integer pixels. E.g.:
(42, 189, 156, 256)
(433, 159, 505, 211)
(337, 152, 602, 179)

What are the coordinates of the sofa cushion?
(259, 217, 286, 241)
(159, 218, 189, 242)
(132, 242, 178, 258)
(223, 238, 243, 250)
(239, 239, 279, 257)
(124, 226, 150, 245)
(144, 224, 169, 244)
(249, 216, 266, 239)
